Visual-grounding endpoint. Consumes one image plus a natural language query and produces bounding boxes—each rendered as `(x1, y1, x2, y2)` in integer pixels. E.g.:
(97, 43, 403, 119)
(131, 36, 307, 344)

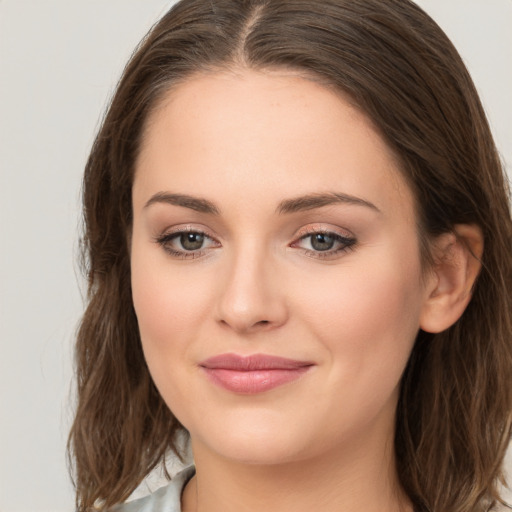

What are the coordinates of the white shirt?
(110, 465, 195, 512)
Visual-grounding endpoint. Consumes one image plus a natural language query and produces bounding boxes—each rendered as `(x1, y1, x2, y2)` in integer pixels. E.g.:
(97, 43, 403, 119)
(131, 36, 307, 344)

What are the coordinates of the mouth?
(199, 353, 315, 394)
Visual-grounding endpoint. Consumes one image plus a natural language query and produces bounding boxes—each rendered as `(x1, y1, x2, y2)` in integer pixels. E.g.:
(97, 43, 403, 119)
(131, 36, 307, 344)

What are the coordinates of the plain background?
(0, 1, 511, 511)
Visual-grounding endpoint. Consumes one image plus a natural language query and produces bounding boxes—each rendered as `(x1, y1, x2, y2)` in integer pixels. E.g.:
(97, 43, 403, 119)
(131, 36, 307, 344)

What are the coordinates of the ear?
(420, 224, 484, 334)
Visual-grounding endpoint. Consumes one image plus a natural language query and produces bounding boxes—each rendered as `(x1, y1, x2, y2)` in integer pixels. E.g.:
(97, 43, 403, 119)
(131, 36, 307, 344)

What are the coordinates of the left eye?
(306, 233, 337, 251)
(294, 232, 356, 254)
(178, 232, 206, 251)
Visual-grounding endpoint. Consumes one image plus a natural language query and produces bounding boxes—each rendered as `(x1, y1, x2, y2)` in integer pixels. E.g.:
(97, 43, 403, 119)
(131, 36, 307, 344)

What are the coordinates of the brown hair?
(68, 1, 512, 510)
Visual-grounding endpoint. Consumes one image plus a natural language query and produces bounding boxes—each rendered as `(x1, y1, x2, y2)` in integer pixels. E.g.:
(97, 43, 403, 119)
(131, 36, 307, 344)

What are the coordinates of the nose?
(215, 246, 288, 334)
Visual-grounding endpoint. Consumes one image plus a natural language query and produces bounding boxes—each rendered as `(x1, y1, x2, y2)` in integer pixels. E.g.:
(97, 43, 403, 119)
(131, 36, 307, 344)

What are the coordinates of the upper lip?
(199, 353, 314, 371)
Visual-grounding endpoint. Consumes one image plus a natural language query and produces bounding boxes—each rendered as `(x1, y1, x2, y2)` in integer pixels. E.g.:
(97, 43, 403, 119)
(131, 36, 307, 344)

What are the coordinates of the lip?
(199, 353, 314, 394)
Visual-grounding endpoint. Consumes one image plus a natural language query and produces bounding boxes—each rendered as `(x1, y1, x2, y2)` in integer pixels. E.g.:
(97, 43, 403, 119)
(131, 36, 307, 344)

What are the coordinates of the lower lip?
(201, 367, 311, 394)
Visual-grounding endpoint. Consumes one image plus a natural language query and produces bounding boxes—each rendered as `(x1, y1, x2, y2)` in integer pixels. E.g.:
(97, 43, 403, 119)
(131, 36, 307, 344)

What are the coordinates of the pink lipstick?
(199, 353, 314, 394)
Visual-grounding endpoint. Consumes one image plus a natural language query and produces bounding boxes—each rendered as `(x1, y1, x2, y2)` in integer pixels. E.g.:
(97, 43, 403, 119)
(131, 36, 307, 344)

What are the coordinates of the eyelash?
(154, 227, 220, 260)
(291, 229, 357, 259)
(154, 227, 357, 260)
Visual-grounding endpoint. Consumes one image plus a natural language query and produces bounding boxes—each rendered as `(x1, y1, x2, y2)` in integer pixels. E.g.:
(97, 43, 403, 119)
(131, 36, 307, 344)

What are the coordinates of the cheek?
(130, 243, 212, 392)
(131, 252, 215, 424)
(302, 259, 421, 328)
(132, 268, 202, 344)
(294, 252, 424, 394)
(131, 236, 212, 343)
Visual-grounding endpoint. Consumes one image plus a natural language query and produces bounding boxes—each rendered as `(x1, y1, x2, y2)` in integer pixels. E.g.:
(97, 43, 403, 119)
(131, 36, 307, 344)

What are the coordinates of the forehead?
(134, 69, 414, 221)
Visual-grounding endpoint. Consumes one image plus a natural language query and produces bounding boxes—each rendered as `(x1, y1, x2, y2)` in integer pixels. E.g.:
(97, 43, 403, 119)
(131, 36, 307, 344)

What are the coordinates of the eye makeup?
(153, 225, 221, 260)
(291, 229, 357, 260)
(153, 223, 357, 261)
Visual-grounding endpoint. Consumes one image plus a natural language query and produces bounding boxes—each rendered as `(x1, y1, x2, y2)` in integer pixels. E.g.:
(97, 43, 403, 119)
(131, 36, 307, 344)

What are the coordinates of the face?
(131, 69, 432, 466)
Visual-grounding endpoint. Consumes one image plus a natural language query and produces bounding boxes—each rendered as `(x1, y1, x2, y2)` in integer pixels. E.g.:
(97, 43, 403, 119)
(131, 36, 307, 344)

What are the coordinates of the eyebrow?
(144, 192, 220, 214)
(276, 192, 381, 215)
(144, 191, 380, 215)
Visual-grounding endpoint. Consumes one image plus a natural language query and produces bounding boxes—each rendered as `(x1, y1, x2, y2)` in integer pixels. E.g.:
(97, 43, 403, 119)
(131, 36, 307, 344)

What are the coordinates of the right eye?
(155, 229, 220, 259)
(177, 232, 206, 251)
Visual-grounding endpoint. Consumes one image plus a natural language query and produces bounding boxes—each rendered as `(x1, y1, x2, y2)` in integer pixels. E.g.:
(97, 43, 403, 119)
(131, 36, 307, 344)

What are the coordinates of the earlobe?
(419, 224, 484, 334)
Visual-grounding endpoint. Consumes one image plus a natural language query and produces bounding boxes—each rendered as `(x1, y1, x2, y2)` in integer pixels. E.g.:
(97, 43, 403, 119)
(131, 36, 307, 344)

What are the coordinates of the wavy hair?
(68, 1, 512, 510)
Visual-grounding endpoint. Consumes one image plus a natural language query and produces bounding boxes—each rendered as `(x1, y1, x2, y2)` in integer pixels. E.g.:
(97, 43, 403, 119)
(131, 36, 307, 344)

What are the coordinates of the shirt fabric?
(110, 465, 195, 512)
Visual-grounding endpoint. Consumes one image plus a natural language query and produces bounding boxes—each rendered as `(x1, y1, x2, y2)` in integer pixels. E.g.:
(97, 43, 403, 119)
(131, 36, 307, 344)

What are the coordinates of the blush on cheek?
(301, 262, 422, 383)
(132, 250, 201, 334)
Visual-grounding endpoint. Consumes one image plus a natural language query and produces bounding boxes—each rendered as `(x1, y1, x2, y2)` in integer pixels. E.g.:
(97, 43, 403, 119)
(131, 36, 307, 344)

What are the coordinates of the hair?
(68, 1, 512, 510)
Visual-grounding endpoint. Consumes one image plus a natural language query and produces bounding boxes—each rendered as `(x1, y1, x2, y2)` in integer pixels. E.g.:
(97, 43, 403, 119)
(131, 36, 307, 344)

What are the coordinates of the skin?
(130, 69, 481, 512)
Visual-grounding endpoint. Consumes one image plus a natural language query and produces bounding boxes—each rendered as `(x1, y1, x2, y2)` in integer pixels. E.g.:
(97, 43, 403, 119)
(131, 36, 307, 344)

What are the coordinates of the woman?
(68, 1, 512, 511)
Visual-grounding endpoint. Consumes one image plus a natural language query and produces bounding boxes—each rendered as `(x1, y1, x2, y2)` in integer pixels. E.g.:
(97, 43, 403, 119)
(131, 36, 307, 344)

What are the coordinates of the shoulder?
(492, 502, 512, 512)
(109, 466, 195, 512)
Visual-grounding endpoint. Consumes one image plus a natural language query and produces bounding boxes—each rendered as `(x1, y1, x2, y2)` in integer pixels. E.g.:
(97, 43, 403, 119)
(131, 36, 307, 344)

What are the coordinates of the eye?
(180, 232, 206, 251)
(308, 233, 337, 251)
(292, 229, 356, 259)
(155, 228, 220, 259)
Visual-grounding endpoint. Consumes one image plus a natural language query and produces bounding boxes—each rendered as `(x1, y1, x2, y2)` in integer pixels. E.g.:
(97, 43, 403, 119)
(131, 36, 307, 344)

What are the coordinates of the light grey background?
(0, 1, 510, 511)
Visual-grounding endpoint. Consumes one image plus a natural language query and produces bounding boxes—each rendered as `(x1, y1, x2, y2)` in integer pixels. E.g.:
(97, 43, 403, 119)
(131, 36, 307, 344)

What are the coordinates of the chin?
(203, 435, 308, 466)
(189, 411, 323, 466)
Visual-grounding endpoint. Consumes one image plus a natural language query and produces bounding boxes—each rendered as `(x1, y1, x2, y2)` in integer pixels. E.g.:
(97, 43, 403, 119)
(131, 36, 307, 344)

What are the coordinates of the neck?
(181, 423, 412, 512)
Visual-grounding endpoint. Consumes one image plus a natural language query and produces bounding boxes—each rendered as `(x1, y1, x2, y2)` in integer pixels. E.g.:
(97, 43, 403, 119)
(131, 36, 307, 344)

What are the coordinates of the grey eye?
(310, 233, 335, 251)
(180, 232, 205, 250)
